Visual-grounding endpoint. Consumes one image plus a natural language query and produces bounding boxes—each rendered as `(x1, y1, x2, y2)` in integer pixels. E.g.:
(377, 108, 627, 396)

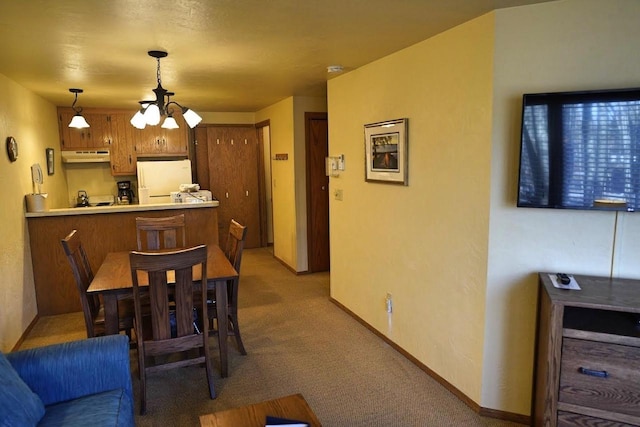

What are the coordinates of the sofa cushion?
(38, 388, 134, 427)
(0, 351, 45, 427)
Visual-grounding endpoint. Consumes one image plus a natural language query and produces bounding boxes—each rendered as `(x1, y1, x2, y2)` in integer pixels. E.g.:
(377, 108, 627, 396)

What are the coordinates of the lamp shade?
(161, 115, 179, 129)
(143, 104, 161, 126)
(130, 110, 147, 129)
(182, 108, 202, 128)
(69, 113, 90, 129)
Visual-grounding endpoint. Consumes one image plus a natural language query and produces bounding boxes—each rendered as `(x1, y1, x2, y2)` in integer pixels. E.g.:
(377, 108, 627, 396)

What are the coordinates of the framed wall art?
(46, 148, 55, 175)
(364, 118, 408, 185)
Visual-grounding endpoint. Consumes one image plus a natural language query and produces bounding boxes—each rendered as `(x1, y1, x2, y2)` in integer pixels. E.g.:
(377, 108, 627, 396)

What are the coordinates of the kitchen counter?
(27, 202, 219, 315)
(25, 200, 219, 217)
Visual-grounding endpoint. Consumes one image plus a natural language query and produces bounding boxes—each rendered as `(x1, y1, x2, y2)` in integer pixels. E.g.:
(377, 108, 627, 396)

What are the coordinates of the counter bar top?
(25, 200, 219, 218)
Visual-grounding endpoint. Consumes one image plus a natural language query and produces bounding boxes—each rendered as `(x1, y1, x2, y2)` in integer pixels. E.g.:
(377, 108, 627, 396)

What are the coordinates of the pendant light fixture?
(130, 50, 202, 130)
(68, 88, 90, 129)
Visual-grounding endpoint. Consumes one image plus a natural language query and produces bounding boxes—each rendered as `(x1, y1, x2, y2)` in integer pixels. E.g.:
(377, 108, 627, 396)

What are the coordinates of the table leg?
(103, 294, 119, 335)
(215, 279, 229, 377)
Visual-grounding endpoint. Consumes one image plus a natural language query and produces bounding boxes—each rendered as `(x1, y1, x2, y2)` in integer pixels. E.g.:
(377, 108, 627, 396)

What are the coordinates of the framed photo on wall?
(364, 118, 408, 185)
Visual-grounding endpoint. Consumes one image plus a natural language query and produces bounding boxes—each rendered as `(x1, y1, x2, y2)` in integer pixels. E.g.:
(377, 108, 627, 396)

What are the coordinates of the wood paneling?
(27, 207, 218, 315)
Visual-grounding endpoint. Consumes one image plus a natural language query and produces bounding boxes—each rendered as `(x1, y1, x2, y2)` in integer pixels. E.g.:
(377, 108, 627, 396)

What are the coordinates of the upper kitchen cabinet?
(58, 108, 112, 149)
(134, 112, 189, 156)
(109, 113, 137, 176)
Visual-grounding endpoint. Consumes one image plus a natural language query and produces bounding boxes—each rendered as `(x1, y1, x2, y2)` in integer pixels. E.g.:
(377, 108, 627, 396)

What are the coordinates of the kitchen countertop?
(25, 200, 219, 218)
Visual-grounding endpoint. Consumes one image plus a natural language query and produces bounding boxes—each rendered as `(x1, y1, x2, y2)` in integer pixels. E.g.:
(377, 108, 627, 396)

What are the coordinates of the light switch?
(334, 189, 343, 201)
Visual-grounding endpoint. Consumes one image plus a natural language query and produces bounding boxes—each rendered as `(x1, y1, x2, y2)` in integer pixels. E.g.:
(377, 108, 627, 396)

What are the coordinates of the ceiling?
(0, 0, 554, 113)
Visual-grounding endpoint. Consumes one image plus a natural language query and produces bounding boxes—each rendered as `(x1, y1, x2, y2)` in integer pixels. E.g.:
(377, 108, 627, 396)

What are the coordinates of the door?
(206, 126, 262, 249)
(306, 113, 330, 272)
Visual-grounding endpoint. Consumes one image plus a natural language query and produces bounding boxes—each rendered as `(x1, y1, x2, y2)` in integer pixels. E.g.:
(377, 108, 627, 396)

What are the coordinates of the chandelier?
(130, 50, 202, 130)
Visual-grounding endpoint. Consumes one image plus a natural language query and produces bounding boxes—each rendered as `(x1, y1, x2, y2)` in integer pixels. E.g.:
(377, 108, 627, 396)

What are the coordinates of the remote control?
(556, 273, 571, 285)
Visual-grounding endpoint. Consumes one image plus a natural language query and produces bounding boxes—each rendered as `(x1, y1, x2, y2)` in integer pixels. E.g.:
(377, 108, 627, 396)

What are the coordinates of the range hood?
(61, 150, 110, 163)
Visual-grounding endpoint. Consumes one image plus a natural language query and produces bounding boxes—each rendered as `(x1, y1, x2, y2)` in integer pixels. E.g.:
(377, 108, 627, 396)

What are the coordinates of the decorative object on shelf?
(45, 148, 54, 175)
(6, 136, 18, 162)
(364, 118, 408, 185)
(130, 50, 202, 130)
(67, 88, 90, 129)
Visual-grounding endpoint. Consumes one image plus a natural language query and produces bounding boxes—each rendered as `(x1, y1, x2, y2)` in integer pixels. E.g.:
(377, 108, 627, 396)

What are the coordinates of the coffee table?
(199, 394, 322, 427)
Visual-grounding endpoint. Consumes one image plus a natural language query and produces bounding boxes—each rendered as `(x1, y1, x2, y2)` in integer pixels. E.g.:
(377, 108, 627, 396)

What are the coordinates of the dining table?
(87, 244, 238, 377)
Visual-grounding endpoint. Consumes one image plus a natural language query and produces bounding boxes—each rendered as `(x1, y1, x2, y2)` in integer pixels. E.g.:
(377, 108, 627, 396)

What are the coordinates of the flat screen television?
(517, 87, 640, 211)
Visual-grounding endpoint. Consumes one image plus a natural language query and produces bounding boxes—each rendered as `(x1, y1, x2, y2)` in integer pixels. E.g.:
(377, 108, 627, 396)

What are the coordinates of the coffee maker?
(117, 181, 135, 205)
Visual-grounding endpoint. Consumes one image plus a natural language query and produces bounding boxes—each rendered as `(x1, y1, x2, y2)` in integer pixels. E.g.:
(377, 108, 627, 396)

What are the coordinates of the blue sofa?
(1, 334, 134, 427)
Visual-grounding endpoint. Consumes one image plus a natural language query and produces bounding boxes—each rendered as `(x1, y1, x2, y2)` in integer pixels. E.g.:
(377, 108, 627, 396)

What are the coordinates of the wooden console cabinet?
(533, 273, 640, 426)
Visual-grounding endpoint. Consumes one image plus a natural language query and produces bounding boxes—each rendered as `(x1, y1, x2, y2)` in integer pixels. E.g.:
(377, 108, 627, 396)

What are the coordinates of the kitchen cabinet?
(109, 113, 137, 175)
(57, 108, 190, 176)
(197, 125, 262, 249)
(533, 273, 640, 426)
(58, 108, 112, 149)
(134, 112, 189, 156)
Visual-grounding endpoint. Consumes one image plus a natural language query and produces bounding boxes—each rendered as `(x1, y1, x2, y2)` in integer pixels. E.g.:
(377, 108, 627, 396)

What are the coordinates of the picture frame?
(364, 118, 408, 185)
(45, 147, 55, 175)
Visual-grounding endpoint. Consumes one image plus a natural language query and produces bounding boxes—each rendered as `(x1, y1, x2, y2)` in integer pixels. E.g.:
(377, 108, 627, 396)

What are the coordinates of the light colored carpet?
(21, 247, 525, 426)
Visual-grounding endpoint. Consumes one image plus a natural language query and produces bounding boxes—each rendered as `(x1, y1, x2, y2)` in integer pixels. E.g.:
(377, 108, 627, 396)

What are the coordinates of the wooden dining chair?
(206, 219, 248, 355)
(135, 214, 186, 251)
(60, 229, 135, 340)
(129, 244, 215, 415)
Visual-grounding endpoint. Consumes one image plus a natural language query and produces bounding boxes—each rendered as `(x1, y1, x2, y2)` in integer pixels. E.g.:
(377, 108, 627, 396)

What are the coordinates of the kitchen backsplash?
(64, 163, 136, 207)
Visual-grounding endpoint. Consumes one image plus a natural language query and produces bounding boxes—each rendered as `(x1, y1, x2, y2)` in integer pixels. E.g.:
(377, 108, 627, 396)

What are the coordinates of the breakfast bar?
(26, 201, 219, 315)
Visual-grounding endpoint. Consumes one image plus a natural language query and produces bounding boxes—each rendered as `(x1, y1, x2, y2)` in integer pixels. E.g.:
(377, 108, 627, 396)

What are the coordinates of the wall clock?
(6, 136, 18, 162)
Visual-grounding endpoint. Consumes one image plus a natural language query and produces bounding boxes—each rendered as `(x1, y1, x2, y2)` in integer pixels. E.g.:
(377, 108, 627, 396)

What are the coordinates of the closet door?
(206, 126, 261, 249)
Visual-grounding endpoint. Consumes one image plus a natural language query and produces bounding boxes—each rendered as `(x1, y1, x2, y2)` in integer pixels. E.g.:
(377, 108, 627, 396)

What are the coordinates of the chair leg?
(228, 311, 247, 355)
(137, 347, 147, 415)
(202, 341, 216, 399)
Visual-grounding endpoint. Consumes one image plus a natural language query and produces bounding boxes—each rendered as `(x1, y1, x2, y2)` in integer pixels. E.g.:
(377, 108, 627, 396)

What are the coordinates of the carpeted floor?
(21, 247, 526, 426)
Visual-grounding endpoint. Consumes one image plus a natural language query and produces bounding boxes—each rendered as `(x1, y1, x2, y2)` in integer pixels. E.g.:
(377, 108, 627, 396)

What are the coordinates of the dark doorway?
(305, 112, 330, 272)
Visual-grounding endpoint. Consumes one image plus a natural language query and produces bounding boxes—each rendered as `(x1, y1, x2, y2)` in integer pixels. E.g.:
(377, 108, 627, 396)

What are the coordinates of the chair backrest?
(135, 214, 186, 251)
(60, 229, 101, 337)
(129, 245, 208, 342)
(225, 219, 248, 272)
(225, 219, 247, 308)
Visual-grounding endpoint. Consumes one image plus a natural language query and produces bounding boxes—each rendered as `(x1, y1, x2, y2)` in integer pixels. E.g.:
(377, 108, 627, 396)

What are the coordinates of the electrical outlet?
(385, 293, 393, 313)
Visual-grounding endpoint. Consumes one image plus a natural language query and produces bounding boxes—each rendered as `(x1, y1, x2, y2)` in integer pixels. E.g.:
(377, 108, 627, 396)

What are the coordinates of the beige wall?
(255, 96, 327, 272)
(328, 14, 494, 404)
(329, 0, 640, 416)
(486, 0, 640, 414)
(0, 74, 67, 352)
(256, 98, 298, 268)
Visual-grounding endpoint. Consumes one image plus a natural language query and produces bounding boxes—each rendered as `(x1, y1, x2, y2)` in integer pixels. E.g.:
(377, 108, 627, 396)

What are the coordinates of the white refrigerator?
(136, 159, 193, 204)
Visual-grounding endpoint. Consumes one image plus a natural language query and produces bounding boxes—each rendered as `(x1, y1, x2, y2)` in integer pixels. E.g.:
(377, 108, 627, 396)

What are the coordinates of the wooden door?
(306, 113, 330, 272)
(109, 113, 137, 175)
(206, 126, 261, 249)
(194, 126, 209, 189)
